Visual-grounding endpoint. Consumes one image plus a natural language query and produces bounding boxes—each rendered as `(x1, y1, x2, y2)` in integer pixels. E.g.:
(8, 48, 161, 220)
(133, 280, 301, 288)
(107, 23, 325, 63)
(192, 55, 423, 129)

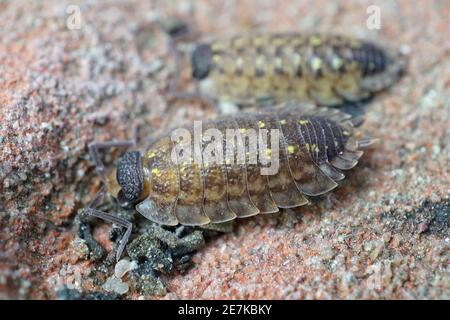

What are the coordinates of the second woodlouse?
(85, 103, 376, 261)
(188, 32, 406, 107)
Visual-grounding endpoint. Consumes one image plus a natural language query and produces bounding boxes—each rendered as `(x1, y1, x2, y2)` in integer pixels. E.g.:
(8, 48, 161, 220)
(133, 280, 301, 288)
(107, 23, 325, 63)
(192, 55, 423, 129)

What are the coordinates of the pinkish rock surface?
(0, 0, 448, 299)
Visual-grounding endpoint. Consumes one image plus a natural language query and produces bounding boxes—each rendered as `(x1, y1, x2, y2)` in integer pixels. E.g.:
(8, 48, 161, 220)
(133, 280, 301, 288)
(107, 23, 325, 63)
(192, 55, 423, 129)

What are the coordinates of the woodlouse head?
(191, 43, 212, 80)
(110, 151, 147, 208)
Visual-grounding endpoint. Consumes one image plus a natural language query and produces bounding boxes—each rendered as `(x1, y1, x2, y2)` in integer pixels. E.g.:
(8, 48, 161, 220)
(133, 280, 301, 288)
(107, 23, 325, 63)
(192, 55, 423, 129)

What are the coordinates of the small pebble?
(103, 276, 129, 295)
(114, 259, 137, 278)
(430, 193, 441, 203)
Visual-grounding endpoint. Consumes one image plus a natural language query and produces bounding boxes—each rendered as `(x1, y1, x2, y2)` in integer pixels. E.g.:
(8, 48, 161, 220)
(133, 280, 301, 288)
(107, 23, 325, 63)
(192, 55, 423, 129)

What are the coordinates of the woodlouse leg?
(88, 126, 137, 177)
(84, 187, 133, 262)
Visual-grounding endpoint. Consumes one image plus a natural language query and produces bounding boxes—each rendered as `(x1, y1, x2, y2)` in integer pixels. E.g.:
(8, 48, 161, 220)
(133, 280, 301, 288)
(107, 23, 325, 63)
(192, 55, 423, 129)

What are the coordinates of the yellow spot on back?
(254, 36, 263, 46)
(331, 57, 343, 70)
(148, 151, 156, 158)
(280, 119, 286, 125)
(275, 57, 283, 68)
(265, 148, 272, 159)
(299, 119, 309, 125)
(233, 37, 245, 49)
(310, 35, 322, 46)
(211, 41, 226, 51)
(151, 168, 160, 176)
(311, 57, 322, 71)
(343, 130, 350, 136)
(287, 145, 295, 154)
(256, 55, 265, 67)
(240, 128, 247, 133)
(258, 121, 265, 128)
(292, 53, 302, 66)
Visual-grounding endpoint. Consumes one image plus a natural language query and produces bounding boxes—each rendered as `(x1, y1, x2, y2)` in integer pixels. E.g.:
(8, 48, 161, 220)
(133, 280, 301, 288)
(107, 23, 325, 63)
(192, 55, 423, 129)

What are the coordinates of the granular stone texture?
(0, 0, 449, 299)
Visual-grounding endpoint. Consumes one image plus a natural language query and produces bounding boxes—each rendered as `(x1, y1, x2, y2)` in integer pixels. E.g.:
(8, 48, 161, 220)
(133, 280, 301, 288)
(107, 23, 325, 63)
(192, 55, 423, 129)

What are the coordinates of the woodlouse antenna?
(88, 132, 137, 178)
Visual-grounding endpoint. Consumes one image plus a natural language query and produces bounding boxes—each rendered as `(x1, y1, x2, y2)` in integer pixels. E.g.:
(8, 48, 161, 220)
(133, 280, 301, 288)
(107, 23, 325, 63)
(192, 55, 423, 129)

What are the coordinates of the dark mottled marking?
(296, 65, 303, 77)
(234, 68, 243, 77)
(274, 66, 284, 76)
(275, 45, 284, 56)
(255, 68, 265, 77)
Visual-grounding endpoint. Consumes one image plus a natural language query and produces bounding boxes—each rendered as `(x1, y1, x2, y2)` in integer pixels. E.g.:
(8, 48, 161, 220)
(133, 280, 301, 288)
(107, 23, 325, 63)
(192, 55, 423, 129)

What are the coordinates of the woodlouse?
(85, 103, 376, 261)
(188, 32, 406, 107)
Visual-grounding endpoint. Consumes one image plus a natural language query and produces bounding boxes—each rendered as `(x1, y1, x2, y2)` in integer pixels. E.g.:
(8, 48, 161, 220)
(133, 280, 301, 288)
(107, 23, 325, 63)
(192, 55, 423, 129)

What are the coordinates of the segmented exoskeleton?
(85, 103, 376, 260)
(190, 32, 405, 107)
